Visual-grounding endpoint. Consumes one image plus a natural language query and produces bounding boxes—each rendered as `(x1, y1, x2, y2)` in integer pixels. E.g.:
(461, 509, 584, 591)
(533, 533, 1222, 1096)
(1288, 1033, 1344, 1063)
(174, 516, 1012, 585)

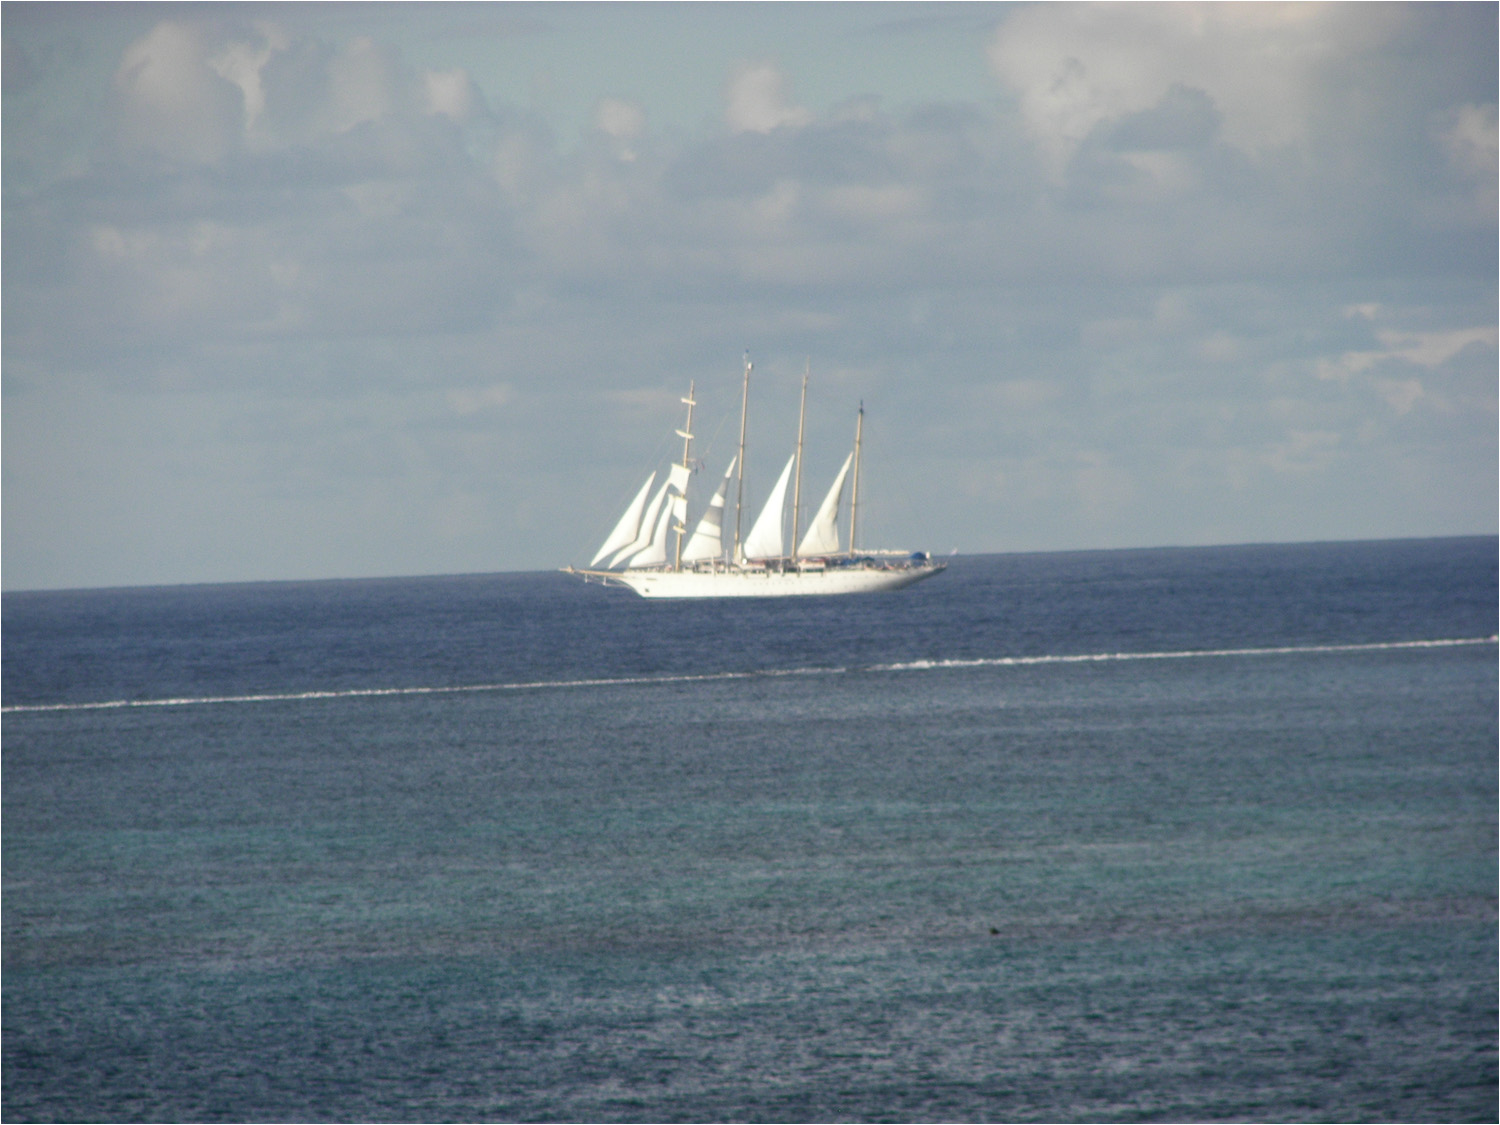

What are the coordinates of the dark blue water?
(4, 539, 1496, 1122)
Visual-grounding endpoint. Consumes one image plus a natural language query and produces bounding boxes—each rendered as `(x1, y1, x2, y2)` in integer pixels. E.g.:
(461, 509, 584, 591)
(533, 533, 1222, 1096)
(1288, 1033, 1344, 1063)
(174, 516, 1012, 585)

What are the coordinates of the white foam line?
(4, 637, 1492, 715)
(0, 670, 767, 714)
(865, 636, 1499, 673)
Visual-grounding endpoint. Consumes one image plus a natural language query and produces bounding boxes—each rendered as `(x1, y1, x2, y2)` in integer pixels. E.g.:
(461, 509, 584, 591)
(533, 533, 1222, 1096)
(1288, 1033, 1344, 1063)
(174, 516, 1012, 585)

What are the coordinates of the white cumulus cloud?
(724, 62, 811, 134)
(424, 68, 483, 121)
(113, 21, 245, 164)
(596, 97, 646, 161)
(1437, 103, 1499, 179)
(986, 3, 1406, 173)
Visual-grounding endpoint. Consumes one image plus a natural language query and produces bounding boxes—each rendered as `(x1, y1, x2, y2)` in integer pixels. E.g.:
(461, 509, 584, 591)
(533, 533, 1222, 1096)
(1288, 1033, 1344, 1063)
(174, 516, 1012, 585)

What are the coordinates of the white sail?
(611, 478, 670, 566)
(628, 464, 690, 569)
(666, 463, 691, 527)
(742, 454, 795, 560)
(681, 457, 735, 564)
(590, 472, 656, 566)
(627, 499, 674, 568)
(796, 453, 851, 557)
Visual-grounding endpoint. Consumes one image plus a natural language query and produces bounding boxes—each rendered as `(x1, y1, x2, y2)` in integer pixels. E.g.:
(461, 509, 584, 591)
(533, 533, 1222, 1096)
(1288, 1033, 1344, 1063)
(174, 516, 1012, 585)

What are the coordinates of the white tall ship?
(566, 357, 945, 598)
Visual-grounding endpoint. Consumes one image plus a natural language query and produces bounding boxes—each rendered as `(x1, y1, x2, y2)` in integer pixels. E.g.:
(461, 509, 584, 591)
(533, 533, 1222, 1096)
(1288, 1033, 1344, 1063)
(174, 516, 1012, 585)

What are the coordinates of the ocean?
(3, 538, 1495, 1122)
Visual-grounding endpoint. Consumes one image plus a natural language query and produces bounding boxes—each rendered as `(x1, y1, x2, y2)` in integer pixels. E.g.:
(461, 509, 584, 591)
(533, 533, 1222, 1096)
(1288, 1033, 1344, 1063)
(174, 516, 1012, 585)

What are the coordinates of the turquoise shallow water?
(3, 540, 1496, 1121)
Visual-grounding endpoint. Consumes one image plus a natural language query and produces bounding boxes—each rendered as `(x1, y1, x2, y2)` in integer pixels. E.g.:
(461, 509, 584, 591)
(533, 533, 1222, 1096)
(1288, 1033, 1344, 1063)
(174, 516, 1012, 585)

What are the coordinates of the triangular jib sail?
(797, 453, 852, 557)
(610, 477, 670, 567)
(591, 472, 656, 566)
(627, 464, 691, 569)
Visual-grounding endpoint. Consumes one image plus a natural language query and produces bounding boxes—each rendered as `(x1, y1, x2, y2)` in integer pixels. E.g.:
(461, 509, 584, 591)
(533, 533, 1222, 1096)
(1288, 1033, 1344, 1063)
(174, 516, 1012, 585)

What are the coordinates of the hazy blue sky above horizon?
(4, 1, 1496, 590)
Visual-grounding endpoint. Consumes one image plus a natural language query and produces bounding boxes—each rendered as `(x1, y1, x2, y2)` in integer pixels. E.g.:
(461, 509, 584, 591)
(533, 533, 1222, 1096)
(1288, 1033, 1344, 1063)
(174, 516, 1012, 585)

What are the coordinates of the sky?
(3, 1, 1496, 591)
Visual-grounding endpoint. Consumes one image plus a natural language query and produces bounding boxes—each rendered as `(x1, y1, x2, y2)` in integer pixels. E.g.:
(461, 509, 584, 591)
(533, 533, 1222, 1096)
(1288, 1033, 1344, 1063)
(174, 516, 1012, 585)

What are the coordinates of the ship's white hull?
(573, 561, 944, 599)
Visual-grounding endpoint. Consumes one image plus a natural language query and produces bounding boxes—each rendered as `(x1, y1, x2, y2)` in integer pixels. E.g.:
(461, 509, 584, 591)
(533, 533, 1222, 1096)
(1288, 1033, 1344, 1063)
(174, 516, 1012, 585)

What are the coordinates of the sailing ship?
(565, 356, 944, 598)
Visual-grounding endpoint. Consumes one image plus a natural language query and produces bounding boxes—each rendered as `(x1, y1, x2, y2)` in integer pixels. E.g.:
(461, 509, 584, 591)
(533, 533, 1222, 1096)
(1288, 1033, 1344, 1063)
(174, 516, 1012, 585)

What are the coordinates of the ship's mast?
(791, 360, 808, 563)
(732, 353, 751, 564)
(848, 402, 863, 557)
(673, 380, 695, 571)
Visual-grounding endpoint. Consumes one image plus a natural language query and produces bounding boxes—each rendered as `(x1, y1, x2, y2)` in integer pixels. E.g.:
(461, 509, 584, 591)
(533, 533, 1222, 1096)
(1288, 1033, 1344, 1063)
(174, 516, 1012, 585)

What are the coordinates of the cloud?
(595, 97, 645, 161)
(1094, 83, 1221, 152)
(50, 6, 1491, 371)
(1317, 320, 1497, 416)
(1264, 429, 1341, 475)
(596, 98, 645, 140)
(323, 35, 403, 133)
(1320, 308, 1496, 379)
(424, 68, 485, 121)
(113, 21, 246, 164)
(8, 18, 512, 365)
(985, 3, 1408, 174)
(210, 21, 287, 138)
(724, 62, 812, 134)
(1433, 102, 1499, 218)
(112, 19, 492, 161)
(1437, 103, 1499, 178)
